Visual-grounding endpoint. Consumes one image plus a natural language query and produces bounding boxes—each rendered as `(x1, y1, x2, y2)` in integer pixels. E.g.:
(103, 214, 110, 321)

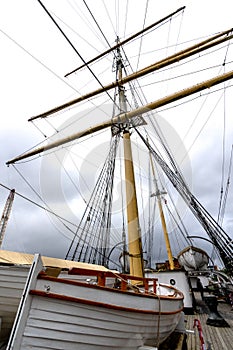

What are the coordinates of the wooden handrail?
(68, 267, 157, 293)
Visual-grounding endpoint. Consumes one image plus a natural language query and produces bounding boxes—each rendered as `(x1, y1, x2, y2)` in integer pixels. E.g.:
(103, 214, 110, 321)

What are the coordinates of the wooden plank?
(165, 293, 233, 350)
(184, 296, 233, 350)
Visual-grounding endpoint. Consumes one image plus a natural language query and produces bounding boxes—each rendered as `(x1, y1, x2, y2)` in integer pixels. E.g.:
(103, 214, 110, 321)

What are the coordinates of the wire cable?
(36, 0, 115, 104)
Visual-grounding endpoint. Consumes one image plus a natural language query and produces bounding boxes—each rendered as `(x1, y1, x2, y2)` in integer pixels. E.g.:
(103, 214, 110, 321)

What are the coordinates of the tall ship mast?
(6, 27, 233, 274)
(116, 43, 144, 278)
(1, 4, 233, 348)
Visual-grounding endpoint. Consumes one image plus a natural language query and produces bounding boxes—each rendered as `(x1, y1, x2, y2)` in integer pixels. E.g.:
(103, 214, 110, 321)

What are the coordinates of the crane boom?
(0, 189, 15, 247)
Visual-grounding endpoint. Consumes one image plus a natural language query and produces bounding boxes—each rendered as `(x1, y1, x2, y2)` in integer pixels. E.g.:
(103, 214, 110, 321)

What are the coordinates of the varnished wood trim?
(37, 274, 183, 300)
(29, 289, 183, 315)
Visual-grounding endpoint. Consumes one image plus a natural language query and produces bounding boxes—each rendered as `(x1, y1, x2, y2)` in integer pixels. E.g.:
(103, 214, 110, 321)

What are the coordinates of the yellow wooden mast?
(117, 46, 144, 279)
(149, 150, 174, 270)
(123, 131, 144, 277)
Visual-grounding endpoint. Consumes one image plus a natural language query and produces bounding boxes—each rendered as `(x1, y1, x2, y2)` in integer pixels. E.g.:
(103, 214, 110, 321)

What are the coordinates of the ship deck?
(160, 292, 233, 350)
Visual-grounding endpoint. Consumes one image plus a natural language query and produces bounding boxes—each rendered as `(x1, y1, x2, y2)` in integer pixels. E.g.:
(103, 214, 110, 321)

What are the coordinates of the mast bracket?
(111, 115, 147, 136)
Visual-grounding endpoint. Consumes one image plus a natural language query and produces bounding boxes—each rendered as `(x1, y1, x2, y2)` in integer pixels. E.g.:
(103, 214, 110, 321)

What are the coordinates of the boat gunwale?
(29, 289, 184, 315)
(37, 272, 184, 301)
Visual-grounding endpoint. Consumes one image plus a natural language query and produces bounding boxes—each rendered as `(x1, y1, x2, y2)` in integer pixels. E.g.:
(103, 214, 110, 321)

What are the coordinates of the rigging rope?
(36, 0, 115, 104)
(11, 166, 77, 240)
(82, 0, 113, 50)
(219, 144, 233, 226)
(217, 40, 231, 226)
(53, 152, 88, 205)
(0, 23, 117, 156)
(0, 28, 79, 94)
(0, 182, 77, 229)
(123, 0, 129, 38)
(135, 0, 149, 72)
(165, 189, 192, 247)
(101, 1, 117, 37)
(217, 86, 226, 225)
(9, 162, 122, 270)
(60, 1, 105, 51)
(66, 134, 121, 267)
(134, 126, 233, 274)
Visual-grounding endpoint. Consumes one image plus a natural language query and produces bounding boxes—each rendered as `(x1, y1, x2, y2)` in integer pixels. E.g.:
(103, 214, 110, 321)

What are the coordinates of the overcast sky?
(0, 0, 233, 268)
